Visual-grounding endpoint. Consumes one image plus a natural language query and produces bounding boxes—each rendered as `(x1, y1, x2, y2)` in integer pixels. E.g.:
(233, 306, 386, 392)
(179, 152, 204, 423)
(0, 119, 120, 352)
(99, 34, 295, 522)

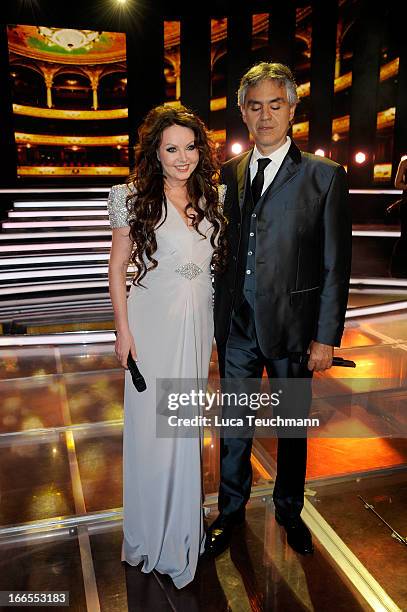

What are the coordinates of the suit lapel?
(258, 141, 302, 205)
(236, 150, 252, 210)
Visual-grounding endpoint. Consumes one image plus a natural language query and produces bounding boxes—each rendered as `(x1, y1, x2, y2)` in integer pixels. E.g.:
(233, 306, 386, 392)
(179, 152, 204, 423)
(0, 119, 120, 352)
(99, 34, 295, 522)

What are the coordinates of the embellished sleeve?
(107, 184, 130, 228)
(218, 183, 227, 209)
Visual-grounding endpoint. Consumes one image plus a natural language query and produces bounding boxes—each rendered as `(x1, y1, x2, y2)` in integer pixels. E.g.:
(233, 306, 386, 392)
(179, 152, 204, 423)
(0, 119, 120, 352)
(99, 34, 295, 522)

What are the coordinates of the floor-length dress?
(107, 183, 214, 589)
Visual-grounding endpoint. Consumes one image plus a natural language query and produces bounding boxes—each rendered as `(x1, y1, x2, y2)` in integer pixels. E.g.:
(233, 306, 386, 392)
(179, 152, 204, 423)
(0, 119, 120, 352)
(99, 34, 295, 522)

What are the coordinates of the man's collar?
(251, 136, 292, 166)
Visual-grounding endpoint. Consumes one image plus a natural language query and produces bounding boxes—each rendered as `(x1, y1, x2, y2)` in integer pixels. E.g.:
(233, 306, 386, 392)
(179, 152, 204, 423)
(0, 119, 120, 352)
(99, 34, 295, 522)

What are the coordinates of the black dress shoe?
(204, 512, 246, 558)
(275, 512, 314, 555)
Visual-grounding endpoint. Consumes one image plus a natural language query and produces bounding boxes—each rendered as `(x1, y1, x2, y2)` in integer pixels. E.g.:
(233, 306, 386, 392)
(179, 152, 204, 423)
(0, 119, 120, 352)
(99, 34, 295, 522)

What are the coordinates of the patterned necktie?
(251, 157, 272, 206)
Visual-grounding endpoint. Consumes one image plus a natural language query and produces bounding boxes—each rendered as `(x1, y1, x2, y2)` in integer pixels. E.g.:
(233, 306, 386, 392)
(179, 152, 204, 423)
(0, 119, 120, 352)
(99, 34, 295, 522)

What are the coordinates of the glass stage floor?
(0, 311, 406, 611)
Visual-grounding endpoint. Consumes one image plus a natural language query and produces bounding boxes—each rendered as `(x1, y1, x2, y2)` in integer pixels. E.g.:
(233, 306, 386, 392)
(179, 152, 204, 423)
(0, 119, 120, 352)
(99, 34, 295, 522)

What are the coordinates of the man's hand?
(307, 341, 334, 372)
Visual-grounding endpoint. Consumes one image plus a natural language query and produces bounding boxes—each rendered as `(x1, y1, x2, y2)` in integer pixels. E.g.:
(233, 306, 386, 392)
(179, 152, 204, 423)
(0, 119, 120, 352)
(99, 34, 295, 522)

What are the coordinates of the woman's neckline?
(166, 195, 196, 232)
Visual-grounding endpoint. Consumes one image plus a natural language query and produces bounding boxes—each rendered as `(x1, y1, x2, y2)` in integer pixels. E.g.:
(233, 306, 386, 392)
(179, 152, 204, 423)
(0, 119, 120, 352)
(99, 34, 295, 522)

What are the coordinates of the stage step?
(8, 210, 108, 218)
(2, 220, 110, 229)
(0, 253, 110, 266)
(13, 200, 107, 208)
(0, 230, 111, 240)
(0, 188, 406, 337)
(0, 241, 111, 253)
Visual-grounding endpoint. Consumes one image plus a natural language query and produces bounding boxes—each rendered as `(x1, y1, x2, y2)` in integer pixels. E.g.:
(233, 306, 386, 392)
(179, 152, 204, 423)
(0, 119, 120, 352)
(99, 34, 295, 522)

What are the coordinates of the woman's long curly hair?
(126, 104, 227, 286)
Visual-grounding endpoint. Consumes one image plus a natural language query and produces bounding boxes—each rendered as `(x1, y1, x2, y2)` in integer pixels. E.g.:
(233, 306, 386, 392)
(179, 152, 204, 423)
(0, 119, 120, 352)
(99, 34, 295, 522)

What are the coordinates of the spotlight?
(231, 142, 243, 155)
(315, 149, 325, 157)
(355, 152, 367, 164)
(332, 133, 340, 142)
(116, 0, 127, 3)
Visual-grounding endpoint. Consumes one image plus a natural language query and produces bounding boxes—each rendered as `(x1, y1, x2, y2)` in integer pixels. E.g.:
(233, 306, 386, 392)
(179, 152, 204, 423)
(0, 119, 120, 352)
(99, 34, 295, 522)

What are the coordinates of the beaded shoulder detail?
(107, 183, 133, 229)
(217, 184, 227, 208)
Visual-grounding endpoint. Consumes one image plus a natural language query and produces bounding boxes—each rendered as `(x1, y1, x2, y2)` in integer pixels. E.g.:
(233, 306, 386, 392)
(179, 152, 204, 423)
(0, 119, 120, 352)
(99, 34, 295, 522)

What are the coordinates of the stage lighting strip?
(0, 287, 110, 314)
(0, 254, 110, 266)
(9, 210, 108, 217)
(54, 346, 101, 612)
(0, 332, 110, 345)
(352, 230, 400, 237)
(346, 301, 407, 317)
(0, 280, 128, 296)
(350, 277, 407, 287)
(350, 288, 407, 295)
(0, 230, 111, 239)
(0, 187, 110, 193)
(14, 204, 107, 209)
(349, 189, 402, 195)
(2, 221, 110, 229)
(0, 266, 110, 280)
(0, 241, 111, 253)
(0, 295, 113, 313)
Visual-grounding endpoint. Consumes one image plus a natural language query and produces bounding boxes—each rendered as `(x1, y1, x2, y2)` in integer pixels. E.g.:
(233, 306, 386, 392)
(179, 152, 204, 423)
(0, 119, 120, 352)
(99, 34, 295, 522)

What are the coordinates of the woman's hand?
(115, 330, 137, 368)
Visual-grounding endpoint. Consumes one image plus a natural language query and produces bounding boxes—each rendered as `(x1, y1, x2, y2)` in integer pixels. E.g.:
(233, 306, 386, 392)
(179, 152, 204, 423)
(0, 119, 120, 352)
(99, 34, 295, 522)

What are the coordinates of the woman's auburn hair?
(125, 104, 227, 286)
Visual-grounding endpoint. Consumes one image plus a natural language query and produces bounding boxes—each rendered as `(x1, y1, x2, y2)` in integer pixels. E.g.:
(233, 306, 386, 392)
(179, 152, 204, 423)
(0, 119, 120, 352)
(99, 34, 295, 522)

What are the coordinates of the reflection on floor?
(99, 498, 370, 612)
(0, 312, 407, 610)
(308, 470, 407, 608)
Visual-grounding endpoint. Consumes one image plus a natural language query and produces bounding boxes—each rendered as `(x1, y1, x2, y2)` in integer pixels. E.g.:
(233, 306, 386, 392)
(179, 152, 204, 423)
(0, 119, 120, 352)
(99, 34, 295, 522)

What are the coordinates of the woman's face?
(157, 124, 199, 183)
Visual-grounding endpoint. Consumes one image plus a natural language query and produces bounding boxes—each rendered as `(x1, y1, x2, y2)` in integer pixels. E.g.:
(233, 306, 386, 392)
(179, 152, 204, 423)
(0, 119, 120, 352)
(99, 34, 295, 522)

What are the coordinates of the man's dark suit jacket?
(214, 140, 352, 359)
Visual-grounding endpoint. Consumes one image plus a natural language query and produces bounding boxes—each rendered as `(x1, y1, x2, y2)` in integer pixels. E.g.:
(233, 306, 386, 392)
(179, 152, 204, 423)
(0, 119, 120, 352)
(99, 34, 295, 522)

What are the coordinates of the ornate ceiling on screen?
(7, 25, 126, 65)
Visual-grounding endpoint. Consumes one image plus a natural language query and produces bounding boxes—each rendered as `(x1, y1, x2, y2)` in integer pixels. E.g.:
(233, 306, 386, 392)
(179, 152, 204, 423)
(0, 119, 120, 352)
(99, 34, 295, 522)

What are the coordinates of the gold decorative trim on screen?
(18, 166, 129, 176)
(15, 133, 129, 146)
(13, 104, 128, 120)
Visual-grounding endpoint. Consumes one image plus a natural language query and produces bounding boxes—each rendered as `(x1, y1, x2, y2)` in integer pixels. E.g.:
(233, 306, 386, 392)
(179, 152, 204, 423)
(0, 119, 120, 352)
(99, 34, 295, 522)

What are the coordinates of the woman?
(107, 105, 226, 588)
(387, 155, 407, 277)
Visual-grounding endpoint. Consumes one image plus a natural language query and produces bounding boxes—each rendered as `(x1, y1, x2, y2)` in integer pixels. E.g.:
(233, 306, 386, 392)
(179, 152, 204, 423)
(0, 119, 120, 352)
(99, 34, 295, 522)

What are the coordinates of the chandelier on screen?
(37, 28, 103, 52)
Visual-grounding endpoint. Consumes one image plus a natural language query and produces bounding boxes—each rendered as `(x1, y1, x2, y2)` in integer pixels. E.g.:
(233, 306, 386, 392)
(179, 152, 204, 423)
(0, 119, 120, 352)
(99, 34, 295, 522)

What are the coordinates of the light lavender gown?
(107, 184, 215, 589)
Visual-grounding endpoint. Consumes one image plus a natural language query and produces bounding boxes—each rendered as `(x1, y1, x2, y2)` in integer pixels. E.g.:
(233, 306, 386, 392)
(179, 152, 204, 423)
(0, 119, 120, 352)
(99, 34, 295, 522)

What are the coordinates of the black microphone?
(127, 352, 147, 392)
(114, 332, 147, 391)
(291, 353, 356, 368)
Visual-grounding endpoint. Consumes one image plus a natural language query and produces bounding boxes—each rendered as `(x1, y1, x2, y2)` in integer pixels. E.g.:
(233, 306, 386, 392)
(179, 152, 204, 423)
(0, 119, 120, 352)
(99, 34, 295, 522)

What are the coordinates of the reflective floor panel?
(1, 311, 407, 609)
(88, 497, 370, 612)
(0, 346, 57, 380)
(0, 533, 86, 611)
(0, 376, 64, 434)
(308, 469, 407, 610)
(0, 434, 75, 527)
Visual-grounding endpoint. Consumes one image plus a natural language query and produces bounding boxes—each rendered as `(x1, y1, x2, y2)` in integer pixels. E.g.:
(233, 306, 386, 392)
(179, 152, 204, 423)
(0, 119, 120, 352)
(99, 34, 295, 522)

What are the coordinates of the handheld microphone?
(127, 352, 147, 392)
(291, 354, 356, 368)
(114, 332, 147, 391)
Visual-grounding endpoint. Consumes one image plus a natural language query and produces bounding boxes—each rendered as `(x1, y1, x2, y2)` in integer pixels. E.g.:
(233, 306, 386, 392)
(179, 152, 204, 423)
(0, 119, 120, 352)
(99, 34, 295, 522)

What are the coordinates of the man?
(206, 62, 351, 556)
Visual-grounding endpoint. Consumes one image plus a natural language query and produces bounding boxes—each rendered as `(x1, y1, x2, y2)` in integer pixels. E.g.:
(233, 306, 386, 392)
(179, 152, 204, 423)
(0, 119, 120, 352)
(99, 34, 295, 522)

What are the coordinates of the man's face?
(241, 79, 296, 155)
